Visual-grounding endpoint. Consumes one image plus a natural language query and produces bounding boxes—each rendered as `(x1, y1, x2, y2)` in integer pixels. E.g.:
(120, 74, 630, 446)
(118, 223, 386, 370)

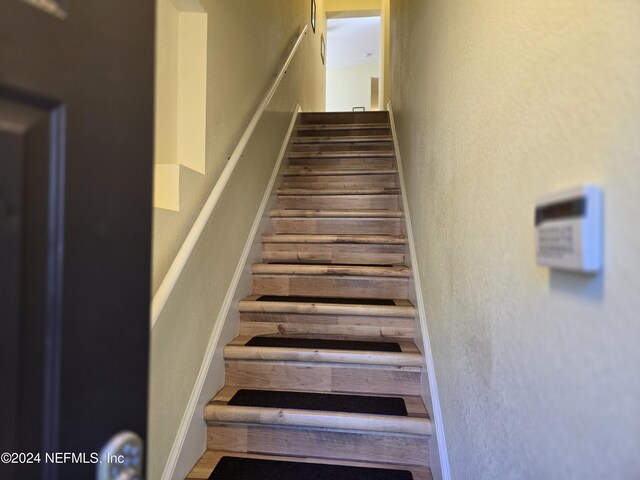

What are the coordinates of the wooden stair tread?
(213, 385, 422, 405)
(205, 386, 430, 436)
(283, 167, 397, 176)
(231, 333, 419, 346)
(239, 332, 417, 344)
(186, 451, 433, 480)
(240, 295, 415, 317)
(292, 146, 394, 154)
(278, 187, 400, 195)
(262, 234, 406, 244)
(287, 160, 396, 169)
(283, 183, 399, 190)
(252, 263, 411, 277)
(296, 123, 390, 131)
(289, 151, 395, 159)
(300, 112, 388, 122)
(292, 135, 393, 143)
(270, 209, 403, 218)
(261, 249, 405, 267)
(277, 196, 399, 211)
(224, 335, 422, 367)
(286, 163, 396, 171)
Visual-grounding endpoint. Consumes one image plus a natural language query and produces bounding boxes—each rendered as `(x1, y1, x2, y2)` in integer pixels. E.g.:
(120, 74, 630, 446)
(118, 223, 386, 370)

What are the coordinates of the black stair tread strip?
(228, 389, 409, 417)
(255, 295, 396, 306)
(208, 456, 413, 480)
(245, 336, 402, 353)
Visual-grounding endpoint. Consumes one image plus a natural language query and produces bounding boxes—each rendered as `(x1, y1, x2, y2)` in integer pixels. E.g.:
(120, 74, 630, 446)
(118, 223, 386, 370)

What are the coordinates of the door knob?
(96, 431, 144, 480)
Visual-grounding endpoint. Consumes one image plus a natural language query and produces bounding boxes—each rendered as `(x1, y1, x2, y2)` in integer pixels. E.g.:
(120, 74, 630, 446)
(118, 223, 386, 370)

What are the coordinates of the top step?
(295, 123, 391, 139)
(297, 123, 390, 132)
(300, 111, 389, 125)
(294, 123, 391, 136)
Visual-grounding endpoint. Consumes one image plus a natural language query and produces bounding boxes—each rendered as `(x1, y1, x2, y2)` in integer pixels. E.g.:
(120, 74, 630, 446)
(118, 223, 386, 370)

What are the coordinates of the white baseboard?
(387, 103, 451, 480)
(160, 105, 302, 480)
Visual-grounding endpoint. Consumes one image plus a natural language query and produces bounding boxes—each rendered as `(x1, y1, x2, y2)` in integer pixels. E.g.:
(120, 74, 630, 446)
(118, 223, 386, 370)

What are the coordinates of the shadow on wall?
(549, 272, 604, 301)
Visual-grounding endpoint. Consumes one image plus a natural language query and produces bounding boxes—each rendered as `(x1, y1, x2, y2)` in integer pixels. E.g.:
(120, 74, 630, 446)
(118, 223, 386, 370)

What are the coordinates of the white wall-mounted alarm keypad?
(535, 184, 603, 273)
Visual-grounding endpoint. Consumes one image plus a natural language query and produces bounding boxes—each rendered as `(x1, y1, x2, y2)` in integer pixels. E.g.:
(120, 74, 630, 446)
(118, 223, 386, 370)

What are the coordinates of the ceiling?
(326, 16, 381, 70)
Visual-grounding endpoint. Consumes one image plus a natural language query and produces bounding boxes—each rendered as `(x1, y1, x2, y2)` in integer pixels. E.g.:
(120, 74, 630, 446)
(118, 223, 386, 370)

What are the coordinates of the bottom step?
(187, 451, 432, 480)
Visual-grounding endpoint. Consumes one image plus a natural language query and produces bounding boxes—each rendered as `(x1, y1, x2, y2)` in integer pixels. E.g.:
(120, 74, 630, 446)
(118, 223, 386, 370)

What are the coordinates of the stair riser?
(277, 195, 399, 210)
(289, 153, 394, 160)
(282, 174, 398, 188)
(300, 112, 389, 125)
(284, 166, 395, 173)
(263, 243, 405, 265)
(239, 321, 413, 339)
(240, 312, 414, 338)
(225, 361, 421, 396)
(271, 218, 402, 235)
(207, 424, 429, 467)
(288, 157, 394, 167)
(252, 274, 409, 299)
(296, 128, 392, 137)
(251, 264, 410, 277)
(262, 235, 407, 245)
(262, 251, 404, 265)
(293, 136, 392, 144)
(291, 143, 394, 153)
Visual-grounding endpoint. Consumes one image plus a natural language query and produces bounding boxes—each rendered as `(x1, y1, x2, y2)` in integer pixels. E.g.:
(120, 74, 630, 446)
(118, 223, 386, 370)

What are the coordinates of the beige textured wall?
(326, 61, 379, 111)
(155, 0, 179, 166)
(153, 0, 326, 293)
(175, 6, 207, 174)
(390, 1, 640, 479)
(149, 1, 326, 478)
(325, 0, 380, 13)
(379, 0, 390, 107)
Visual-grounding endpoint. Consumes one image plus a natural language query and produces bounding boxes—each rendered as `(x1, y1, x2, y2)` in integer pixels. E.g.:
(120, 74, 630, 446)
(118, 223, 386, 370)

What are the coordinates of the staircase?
(187, 112, 432, 480)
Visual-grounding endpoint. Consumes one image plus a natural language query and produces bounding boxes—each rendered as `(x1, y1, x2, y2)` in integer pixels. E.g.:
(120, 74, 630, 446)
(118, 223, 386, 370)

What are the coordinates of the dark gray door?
(0, 1, 154, 478)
